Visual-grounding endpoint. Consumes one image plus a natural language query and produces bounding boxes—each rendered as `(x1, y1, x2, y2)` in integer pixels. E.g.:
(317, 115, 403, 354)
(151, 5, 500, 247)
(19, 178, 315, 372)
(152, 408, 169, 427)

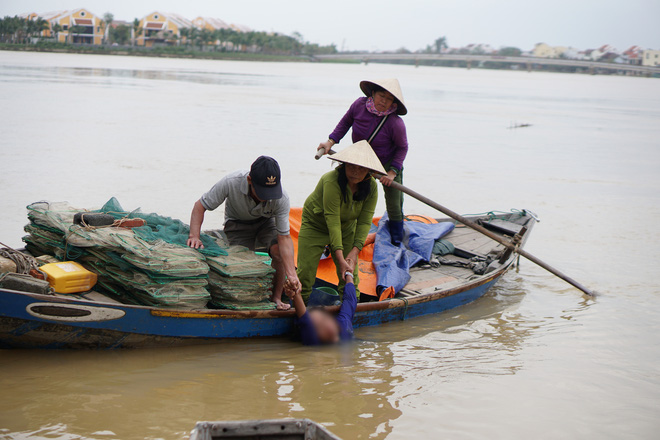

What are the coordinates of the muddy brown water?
(0, 51, 659, 439)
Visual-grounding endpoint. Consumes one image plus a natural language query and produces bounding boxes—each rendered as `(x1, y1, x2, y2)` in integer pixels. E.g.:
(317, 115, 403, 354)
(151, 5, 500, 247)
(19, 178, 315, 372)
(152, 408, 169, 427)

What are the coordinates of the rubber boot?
(389, 220, 404, 246)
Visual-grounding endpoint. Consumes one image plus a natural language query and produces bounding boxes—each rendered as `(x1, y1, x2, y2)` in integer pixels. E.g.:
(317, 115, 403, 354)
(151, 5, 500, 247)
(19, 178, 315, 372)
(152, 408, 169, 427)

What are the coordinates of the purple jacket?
(329, 97, 409, 171)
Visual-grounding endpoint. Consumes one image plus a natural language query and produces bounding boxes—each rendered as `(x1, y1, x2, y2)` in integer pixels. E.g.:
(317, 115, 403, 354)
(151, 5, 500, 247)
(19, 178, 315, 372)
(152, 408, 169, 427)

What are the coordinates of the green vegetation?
(0, 41, 314, 62)
(0, 15, 336, 58)
(498, 46, 522, 57)
(0, 15, 48, 43)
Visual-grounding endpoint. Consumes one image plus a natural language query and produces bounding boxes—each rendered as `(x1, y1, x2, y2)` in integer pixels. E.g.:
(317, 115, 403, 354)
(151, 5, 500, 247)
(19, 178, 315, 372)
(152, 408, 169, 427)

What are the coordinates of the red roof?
(145, 22, 164, 30)
(74, 18, 93, 25)
(623, 46, 641, 57)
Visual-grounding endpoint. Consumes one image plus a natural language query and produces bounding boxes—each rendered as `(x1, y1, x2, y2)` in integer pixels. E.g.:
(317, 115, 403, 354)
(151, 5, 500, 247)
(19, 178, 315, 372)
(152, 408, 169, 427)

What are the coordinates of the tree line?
(0, 14, 336, 56)
(0, 16, 49, 43)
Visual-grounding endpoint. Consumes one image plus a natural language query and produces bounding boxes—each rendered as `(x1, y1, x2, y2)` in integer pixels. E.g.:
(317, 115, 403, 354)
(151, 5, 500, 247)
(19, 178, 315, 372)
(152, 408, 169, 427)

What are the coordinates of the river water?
(0, 51, 659, 439)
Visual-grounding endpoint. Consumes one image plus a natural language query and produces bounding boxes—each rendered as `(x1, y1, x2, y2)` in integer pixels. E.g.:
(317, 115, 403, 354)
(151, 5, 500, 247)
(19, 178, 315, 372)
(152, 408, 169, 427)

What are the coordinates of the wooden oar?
(388, 181, 596, 297)
(313, 148, 595, 296)
(314, 147, 337, 160)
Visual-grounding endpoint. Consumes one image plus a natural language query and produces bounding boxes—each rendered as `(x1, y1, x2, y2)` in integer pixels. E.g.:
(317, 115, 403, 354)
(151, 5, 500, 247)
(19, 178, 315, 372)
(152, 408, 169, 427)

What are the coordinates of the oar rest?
(498, 226, 528, 264)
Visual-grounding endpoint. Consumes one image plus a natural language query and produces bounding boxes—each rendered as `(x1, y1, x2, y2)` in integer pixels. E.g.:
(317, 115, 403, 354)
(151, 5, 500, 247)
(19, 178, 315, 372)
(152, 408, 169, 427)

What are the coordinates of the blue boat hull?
(0, 268, 505, 349)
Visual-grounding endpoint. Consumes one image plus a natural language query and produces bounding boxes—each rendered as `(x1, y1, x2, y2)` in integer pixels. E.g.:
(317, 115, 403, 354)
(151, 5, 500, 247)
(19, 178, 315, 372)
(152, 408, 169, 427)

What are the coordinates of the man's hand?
(288, 274, 302, 296)
(283, 277, 301, 301)
(188, 200, 207, 249)
(187, 237, 204, 249)
(379, 170, 397, 187)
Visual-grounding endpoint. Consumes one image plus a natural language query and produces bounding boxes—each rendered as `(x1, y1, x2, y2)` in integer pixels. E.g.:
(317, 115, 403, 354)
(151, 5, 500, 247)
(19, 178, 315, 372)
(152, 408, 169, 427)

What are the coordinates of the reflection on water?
(1, 51, 659, 439)
(0, 277, 538, 440)
(0, 64, 267, 87)
(0, 341, 403, 440)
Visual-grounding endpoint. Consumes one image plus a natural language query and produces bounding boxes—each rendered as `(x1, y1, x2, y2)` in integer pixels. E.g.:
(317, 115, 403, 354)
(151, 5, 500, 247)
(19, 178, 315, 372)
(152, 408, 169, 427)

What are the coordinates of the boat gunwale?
(0, 264, 510, 320)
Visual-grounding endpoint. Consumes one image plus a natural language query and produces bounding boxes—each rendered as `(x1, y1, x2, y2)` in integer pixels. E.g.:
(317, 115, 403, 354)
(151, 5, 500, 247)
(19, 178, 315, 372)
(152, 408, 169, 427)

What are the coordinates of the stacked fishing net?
(22, 198, 274, 310)
(206, 246, 275, 310)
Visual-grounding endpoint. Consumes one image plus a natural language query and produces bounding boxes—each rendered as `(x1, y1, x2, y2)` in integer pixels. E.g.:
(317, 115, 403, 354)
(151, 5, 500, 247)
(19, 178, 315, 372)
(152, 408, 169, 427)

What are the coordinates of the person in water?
(286, 271, 357, 345)
(187, 156, 301, 309)
(316, 78, 409, 245)
(296, 140, 385, 303)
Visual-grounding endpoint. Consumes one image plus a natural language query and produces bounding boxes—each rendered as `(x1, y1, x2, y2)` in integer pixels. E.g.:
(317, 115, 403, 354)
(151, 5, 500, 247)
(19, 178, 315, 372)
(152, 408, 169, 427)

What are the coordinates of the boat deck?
(28, 214, 529, 308)
(398, 224, 507, 297)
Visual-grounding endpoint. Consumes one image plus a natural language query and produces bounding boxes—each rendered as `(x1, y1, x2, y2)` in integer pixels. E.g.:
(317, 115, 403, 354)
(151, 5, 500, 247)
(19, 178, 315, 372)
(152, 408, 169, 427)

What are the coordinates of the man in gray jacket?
(187, 156, 300, 310)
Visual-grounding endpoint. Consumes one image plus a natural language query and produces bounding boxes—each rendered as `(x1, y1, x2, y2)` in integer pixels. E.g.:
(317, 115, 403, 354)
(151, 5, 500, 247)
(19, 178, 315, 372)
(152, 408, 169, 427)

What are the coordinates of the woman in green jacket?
(297, 140, 386, 302)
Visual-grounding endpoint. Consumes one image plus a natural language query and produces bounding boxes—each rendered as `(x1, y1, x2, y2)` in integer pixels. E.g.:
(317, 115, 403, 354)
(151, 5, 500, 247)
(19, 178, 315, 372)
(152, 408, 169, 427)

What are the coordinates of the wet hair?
(291, 307, 333, 343)
(336, 164, 372, 203)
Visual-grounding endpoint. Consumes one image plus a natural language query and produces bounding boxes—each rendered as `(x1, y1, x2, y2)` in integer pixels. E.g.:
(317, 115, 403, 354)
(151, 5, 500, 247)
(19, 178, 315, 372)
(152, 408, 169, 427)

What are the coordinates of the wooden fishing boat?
(0, 211, 536, 349)
(189, 419, 341, 440)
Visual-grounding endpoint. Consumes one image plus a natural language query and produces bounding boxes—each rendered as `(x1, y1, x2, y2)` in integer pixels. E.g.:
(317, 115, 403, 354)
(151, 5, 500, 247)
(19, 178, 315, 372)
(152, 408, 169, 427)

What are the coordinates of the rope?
(400, 297, 409, 321)
(64, 212, 138, 259)
(0, 241, 40, 274)
(460, 209, 526, 222)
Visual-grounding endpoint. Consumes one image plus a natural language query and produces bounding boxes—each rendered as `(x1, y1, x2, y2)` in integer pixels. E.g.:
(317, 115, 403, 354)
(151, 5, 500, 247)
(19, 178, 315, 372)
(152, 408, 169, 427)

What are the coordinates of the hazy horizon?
(1, 0, 658, 52)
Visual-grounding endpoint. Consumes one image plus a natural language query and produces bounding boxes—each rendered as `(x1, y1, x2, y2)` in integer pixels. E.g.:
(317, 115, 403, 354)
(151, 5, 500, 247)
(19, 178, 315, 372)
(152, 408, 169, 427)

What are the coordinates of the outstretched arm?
(337, 270, 358, 324)
(277, 235, 299, 284)
(187, 200, 207, 249)
(284, 278, 305, 318)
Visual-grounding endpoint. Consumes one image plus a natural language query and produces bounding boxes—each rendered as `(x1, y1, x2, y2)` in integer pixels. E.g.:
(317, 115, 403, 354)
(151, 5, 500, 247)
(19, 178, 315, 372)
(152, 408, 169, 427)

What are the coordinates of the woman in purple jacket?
(316, 79, 409, 244)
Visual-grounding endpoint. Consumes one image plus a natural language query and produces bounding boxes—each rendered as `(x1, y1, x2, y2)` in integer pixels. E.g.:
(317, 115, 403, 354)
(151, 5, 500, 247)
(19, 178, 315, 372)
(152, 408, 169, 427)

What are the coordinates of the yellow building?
(43, 9, 104, 45)
(192, 17, 230, 31)
(532, 43, 567, 58)
(137, 12, 194, 47)
(641, 50, 660, 67)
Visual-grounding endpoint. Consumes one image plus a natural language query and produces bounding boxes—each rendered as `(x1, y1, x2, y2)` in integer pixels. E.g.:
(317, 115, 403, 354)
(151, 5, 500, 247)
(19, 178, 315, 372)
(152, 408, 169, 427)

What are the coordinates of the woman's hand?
(317, 140, 334, 155)
(344, 247, 360, 272)
(334, 250, 353, 277)
(379, 170, 397, 187)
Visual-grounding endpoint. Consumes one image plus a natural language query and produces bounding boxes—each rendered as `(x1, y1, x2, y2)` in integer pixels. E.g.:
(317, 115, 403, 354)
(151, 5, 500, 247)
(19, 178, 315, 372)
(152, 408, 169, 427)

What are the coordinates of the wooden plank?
(406, 276, 458, 292)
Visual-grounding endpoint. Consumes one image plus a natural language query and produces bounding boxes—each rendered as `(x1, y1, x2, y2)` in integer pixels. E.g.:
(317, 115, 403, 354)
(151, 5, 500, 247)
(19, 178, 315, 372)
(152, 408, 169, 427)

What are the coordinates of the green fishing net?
(23, 198, 275, 310)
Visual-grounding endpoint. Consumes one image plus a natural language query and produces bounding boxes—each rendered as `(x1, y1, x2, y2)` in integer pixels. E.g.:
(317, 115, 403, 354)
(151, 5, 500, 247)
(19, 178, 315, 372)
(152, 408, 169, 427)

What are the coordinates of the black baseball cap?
(250, 156, 283, 200)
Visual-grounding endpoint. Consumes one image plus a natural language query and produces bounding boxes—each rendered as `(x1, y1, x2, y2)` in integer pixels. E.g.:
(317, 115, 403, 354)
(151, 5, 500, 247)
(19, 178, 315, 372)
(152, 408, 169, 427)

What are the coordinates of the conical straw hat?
(328, 140, 387, 175)
(360, 78, 407, 115)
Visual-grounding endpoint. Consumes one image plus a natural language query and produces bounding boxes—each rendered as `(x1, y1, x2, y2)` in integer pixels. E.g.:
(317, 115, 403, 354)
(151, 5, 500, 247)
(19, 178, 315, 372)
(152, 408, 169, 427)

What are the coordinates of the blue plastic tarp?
(373, 214, 455, 293)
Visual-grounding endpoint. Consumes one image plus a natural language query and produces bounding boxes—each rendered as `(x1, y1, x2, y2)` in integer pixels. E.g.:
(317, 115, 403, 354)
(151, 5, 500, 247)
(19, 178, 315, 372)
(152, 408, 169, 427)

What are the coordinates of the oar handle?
(314, 148, 337, 160)
(388, 181, 596, 297)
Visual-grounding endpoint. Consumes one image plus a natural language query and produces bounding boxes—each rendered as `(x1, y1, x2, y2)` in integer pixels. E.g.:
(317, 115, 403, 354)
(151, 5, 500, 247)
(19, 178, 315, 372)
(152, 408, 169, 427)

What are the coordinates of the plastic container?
(40, 261, 97, 294)
(308, 286, 342, 307)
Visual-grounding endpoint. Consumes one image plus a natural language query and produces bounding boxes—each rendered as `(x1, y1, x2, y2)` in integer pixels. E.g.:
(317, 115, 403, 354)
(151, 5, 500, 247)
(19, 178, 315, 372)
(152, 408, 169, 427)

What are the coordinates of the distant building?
(19, 9, 104, 44)
(622, 46, 642, 65)
(137, 12, 194, 47)
(532, 43, 553, 58)
(560, 47, 581, 59)
(192, 17, 230, 31)
(533, 43, 569, 58)
(454, 43, 496, 55)
(42, 9, 104, 44)
(229, 24, 251, 33)
(585, 45, 620, 61)
(641, 49, 660, 67)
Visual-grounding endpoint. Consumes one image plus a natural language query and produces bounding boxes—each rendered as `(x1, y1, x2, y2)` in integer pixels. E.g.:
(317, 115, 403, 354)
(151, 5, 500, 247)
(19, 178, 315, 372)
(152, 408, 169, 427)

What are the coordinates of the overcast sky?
(2, 0, 658, 52)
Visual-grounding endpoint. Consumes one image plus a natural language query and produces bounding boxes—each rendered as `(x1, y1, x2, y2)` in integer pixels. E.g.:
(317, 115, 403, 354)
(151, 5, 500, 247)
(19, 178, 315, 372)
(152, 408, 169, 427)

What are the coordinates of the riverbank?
(0, 42, 319, 63)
